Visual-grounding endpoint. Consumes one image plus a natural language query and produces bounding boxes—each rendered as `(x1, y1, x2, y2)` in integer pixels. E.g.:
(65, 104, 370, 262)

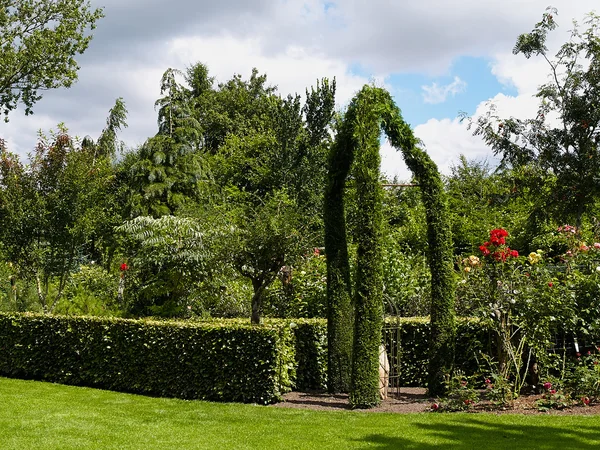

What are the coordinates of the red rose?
(548, 282, 553, 287)
(120, 263, 129, 271)
(510, 250, 519, 258)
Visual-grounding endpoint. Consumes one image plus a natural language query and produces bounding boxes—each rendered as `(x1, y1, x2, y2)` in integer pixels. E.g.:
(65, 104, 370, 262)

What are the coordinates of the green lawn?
(1, 377, 599, 449)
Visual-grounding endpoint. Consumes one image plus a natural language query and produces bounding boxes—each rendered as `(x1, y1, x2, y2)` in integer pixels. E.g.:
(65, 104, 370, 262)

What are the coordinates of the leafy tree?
(116, 215, 212, 316)
(0, 0, 104, 120)
(207, 70, 335, 323)
(126, 69, 207, 218)
(444, 156, 529, 255)
(82, 98, 129, 267)
(95, 97, 128, 159)
(201, 68, 279, 154)
(220, 190, 305, 324)
(465, 9, 600, 228)
(0, 126, 114, 312)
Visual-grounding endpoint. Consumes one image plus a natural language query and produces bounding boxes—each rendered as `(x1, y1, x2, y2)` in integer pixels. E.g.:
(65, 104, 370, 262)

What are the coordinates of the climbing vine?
(325, 86, 455, 407)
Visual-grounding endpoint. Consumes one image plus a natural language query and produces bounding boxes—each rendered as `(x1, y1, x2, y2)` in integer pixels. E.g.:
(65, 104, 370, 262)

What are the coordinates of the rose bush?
(457, 226, 600, 398)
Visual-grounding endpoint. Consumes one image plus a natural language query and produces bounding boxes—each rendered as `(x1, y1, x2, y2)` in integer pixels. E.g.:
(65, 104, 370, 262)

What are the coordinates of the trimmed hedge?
(383, 318, 491, 387)
(0, 313, 294, 404)
(288, 318, 490, 389)
(0, 314, 491, 400)
(292, 320, 328, 390)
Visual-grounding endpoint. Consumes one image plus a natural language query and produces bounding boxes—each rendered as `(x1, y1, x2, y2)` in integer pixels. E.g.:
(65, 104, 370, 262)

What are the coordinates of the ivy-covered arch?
(325, 86, 455, 407)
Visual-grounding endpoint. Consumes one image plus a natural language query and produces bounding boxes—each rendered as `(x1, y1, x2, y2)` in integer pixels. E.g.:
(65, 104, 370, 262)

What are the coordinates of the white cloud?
(3, 0, 599, 177)
(166, 35, 373, 107)
(410, 91, 541, 178)
(422, 76, 467, 104)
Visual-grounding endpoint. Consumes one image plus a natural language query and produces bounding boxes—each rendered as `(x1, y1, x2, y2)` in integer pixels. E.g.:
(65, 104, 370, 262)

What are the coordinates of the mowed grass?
(1, 377, 600, 449)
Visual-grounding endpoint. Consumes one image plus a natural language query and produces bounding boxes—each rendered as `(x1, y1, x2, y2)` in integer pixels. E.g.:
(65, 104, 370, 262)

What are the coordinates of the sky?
(2, 0, 599, 180)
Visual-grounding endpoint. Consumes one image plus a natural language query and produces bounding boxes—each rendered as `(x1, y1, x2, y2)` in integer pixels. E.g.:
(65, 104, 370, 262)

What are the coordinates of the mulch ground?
(271, 388, 600, 415)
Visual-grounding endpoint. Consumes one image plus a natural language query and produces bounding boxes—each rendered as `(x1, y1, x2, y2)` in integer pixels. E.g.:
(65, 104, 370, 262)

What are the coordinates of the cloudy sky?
(2, 0, 598, 179)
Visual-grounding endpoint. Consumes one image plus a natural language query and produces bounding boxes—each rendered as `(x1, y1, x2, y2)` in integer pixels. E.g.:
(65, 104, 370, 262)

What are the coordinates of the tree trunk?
(251, 277, 265, 325)
(35, 273, 47, 314)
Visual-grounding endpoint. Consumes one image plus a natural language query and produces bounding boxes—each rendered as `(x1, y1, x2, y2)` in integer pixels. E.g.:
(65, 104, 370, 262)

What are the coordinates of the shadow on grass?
(359, 417, 600, 449)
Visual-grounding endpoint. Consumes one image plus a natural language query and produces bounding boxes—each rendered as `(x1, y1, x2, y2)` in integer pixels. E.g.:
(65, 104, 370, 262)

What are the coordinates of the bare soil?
(271, 388, 600, 415)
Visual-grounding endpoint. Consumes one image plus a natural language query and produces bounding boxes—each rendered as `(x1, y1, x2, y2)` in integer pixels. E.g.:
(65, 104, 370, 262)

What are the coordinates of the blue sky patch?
(349, 56, 518, 127)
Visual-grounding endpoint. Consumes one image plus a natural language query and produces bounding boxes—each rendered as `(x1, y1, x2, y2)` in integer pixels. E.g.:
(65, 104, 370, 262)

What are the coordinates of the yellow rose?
(468, 255, 480, 267)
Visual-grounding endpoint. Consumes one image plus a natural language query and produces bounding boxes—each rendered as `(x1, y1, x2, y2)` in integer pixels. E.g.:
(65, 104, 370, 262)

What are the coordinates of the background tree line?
(1, 5, 600, 328)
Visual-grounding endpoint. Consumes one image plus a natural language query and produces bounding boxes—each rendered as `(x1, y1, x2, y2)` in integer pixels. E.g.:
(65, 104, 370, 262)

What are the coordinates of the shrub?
(0, 313, 293, 404)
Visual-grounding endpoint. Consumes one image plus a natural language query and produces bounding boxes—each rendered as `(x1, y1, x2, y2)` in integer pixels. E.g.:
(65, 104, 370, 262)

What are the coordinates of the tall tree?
(126, 69, 206, 218)
(0, 126, 114, 312)
(0, 0, 104, 120)
(211, 72, 336, 323)
(465, 8, 600, 228)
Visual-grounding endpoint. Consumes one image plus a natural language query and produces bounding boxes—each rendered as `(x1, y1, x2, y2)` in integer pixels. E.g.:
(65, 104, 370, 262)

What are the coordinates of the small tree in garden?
(220, 189, 305, 324)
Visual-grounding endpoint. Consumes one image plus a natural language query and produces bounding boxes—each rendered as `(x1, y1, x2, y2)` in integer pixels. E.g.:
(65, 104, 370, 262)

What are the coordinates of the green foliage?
(382, 235, 431, 317)
(125, 68, 208, 218)
(536, 381, 571, 411)
(348, 88, 386, 409)
(116, 215, 213, 316)
(94, 97, 128, 159)
(291, 319, 328, 391)
(0, 126, 115, 312)
(560, 351, 600, 405)
(383, 318, 490, 387)
(466, 9, 600, 227)
(435, 372, 480, 412)
(323, 106, 354, 394)
(484, 371, 517, 408)
(458, 225, 600, 398)
(325, 85, 456, 401)
(0, 312, 294, 404)
(445, 156, 527, 255)
(0, 0, 104, 119)
(219, 189, 305, 324)
(263, 250, 327, 319)
(54, 264, 120, 316)
(201, 70, 335, 323)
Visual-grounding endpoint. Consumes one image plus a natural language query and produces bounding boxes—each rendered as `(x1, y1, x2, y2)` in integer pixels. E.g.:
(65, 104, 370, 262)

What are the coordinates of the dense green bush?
(0, 313, 503, 398)
(0, 313, 294, 404)
(384, 318, 492, 387)
(291, 319, 328, 390)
